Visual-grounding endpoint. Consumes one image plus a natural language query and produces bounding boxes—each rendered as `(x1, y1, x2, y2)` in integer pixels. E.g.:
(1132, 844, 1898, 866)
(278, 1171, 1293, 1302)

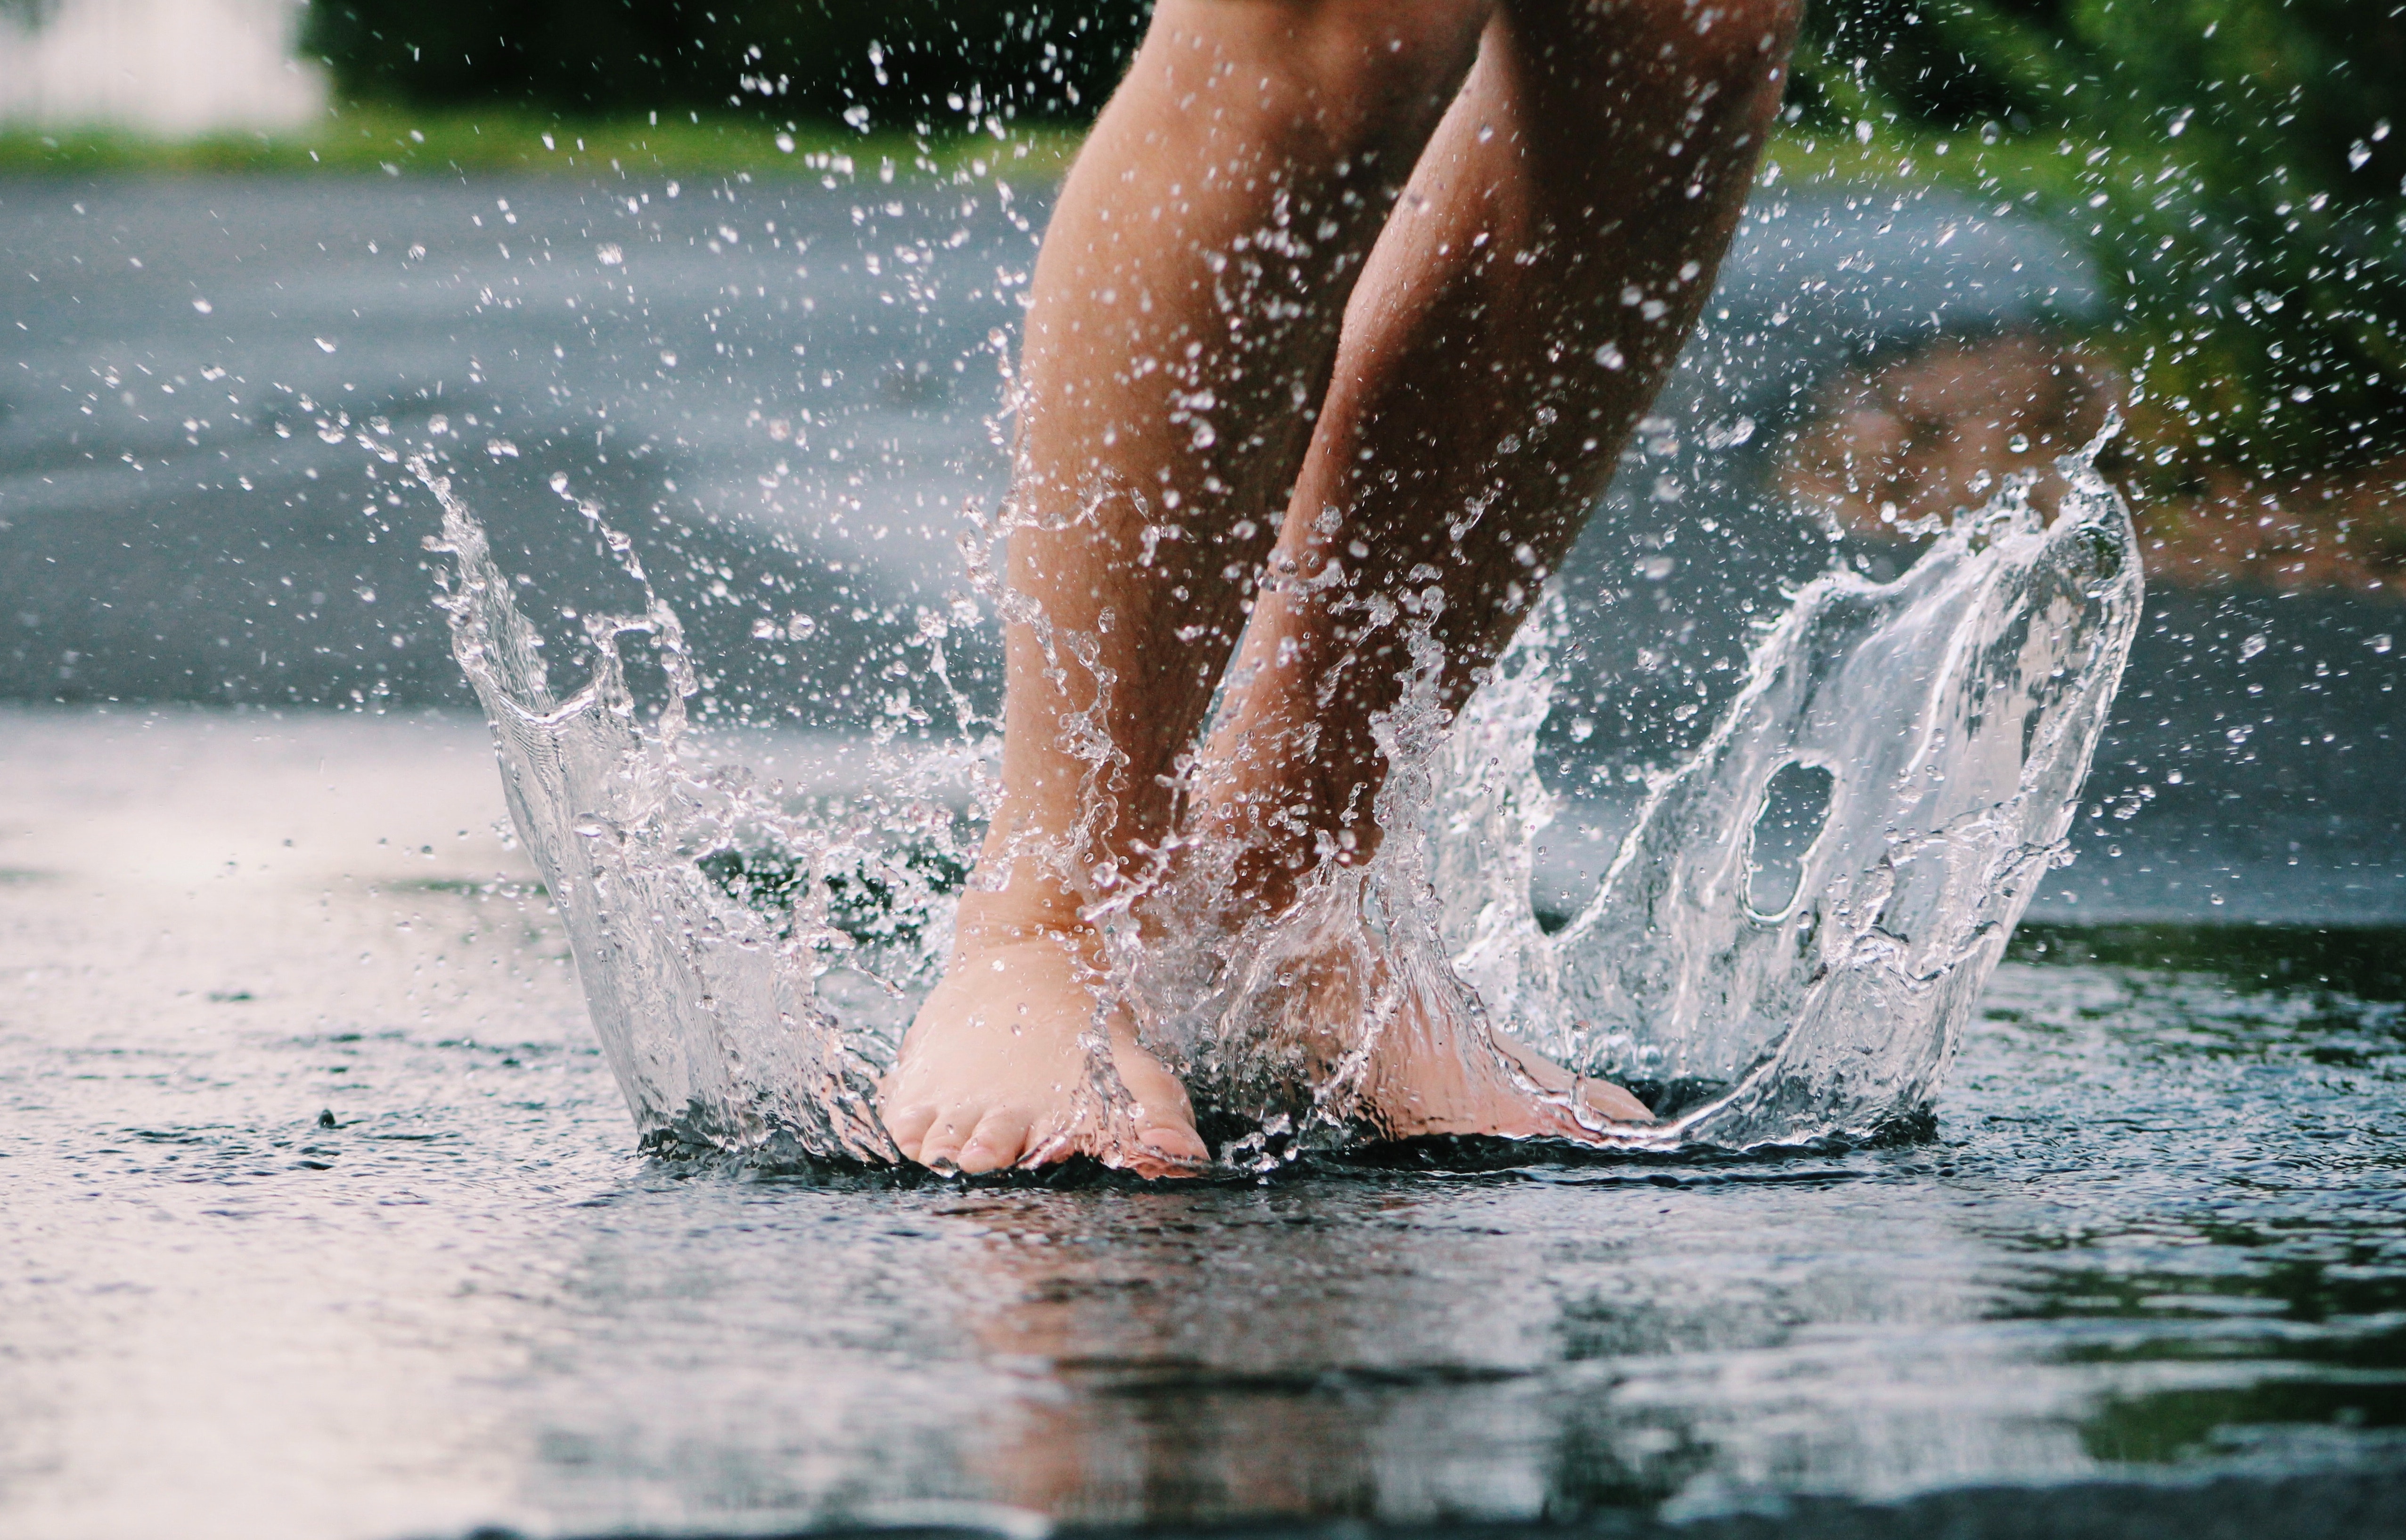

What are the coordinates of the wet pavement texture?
(5, 172, 2406, 1539)
(5, 707, 2406, 1540)
(0, 173, 2092, 713)
(4, 173, 2401, 927)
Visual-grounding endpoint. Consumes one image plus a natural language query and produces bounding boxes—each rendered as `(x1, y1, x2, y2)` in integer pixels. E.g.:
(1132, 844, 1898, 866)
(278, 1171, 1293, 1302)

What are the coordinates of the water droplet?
(1703, 416, 1755, 450)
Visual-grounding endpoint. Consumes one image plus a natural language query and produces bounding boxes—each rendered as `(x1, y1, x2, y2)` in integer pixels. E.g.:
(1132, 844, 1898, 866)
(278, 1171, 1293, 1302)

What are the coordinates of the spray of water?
(417, 416, 2139, 1169)
(1439, 426, 2144, 1149)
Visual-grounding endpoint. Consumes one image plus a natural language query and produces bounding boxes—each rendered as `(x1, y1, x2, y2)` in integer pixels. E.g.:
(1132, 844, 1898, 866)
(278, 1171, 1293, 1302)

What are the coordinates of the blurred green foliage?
(0, 105, 1081, 180)
(301, 2, 1149, 128)
(1793, 0, 2406, 475)
(292, 1, 2400, 475)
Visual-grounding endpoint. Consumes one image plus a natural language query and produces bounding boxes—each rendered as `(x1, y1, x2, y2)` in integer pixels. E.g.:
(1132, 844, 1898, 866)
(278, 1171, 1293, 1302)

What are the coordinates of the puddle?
(3, 708, 2404, 1539)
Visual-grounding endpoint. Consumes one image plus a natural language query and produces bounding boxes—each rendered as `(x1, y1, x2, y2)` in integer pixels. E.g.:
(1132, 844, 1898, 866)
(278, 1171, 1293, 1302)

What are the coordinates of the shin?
(1193, 0, 1804, 909)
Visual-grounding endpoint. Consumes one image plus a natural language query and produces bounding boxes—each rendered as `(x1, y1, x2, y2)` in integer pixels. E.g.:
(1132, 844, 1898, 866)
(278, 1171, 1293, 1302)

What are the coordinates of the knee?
(1527, 1, 1800, 90)
(1507, 0, 1800, 140)
(1278, 0, 1493, 103)
(1143, 0, 1492, 161)
(1671, 0, 1804, 106)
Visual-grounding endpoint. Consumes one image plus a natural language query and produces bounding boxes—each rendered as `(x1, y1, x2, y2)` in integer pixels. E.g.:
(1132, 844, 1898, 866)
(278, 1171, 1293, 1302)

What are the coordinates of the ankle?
(1181, 785, 1379, 921)
(952, 881, 1098, 956)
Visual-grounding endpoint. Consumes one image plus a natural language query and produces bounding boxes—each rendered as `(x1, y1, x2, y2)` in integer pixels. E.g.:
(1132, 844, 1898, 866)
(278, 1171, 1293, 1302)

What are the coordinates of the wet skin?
(879, 0, 1802, 1173)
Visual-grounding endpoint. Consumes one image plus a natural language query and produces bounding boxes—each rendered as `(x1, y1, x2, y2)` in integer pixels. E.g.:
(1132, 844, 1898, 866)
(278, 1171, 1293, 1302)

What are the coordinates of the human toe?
(1581, 1079, 1656, 1124)
(909, 1108, 986, 1171)
(955, 1107, 1039, 1174)
(881, 1099, 939, 1160)
(1134, 1122, 1210, 1166)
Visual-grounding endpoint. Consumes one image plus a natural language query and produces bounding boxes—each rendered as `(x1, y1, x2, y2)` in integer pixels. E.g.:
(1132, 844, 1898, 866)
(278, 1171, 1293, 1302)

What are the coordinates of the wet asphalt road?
(2, 170, 2402, 921)
(0, 171, 2089, 714)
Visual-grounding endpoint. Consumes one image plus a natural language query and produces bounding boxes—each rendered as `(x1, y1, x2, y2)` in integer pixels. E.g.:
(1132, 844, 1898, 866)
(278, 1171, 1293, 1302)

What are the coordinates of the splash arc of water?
(419, 415, 2138, 1165)
(418, 460, 900, 1164)
(1440, 423, 2144, 1148)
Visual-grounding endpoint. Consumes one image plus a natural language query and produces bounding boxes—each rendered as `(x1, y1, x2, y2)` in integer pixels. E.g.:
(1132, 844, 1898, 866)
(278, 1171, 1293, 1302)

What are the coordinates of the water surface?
(4, 708, 2404, 1540)
(6, 167, 2406, 1540)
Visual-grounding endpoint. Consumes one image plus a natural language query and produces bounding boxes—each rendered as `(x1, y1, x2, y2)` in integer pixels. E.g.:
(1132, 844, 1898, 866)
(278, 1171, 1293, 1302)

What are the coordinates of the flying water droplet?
(417, 415, 2143, 1164)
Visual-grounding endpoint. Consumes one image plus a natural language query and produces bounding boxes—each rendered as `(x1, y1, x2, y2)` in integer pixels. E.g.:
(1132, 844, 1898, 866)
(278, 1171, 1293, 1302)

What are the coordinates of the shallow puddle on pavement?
(5, 708, 2405, 1540)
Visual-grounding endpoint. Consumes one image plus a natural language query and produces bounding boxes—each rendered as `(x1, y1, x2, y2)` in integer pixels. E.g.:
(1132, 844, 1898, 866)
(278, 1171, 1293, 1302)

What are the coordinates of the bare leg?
(882, 0, 1801, 1171)
(1189, 0, 1802, 1136)
(881, 0, 1489, 1174)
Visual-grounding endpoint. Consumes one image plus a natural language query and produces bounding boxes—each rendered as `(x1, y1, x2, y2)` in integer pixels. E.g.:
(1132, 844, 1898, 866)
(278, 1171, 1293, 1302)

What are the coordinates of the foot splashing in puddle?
(416, 423, 2141, 1171)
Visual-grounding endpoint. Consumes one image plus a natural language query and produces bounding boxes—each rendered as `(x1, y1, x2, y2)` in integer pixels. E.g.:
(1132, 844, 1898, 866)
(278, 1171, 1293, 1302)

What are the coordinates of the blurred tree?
(302, 1, 1149, 127)
(308, 0, 2405, 476)
(1794, 0, 2406, 478)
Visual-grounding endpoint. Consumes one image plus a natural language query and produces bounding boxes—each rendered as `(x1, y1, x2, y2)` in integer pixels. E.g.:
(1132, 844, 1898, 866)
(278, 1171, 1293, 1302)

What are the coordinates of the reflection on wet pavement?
(7, 174, 2404, 934)
(4, 707, 2405, 1539)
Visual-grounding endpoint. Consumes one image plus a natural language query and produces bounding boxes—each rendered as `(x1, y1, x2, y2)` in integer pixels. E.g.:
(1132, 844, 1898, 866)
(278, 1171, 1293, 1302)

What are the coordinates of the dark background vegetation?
(1794, 0, 2406, 480)
(303, 0, 2402, 480)
(302, 1, 1152, 128)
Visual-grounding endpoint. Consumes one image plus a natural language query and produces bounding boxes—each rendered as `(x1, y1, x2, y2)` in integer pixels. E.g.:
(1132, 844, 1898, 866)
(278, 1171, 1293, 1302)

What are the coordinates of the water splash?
(418, 419, 2140, 1167)
(1437, 425, 2144, 1149)
(419, 462, 981, 1164)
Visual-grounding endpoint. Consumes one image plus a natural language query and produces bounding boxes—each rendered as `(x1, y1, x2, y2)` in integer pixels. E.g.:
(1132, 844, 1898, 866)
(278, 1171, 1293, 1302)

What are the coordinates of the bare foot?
(1359, 1013, 1654, 1140)
(1488, 1030, 1657, 1126)
(1272, 934, 1653, 1141)
(1361, 1013, 1654, 1141)
(879, 921, 1210, 1177)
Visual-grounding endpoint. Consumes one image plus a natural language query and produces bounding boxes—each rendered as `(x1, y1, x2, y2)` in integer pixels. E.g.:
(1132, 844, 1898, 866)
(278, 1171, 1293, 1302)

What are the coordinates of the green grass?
(0, 104, 1085, 182)
(1759, 120, 2134, 211)
(0, 106, 2019, 195)
(0, 106, 1994, 209)
(2008, 922, 2406, 1003)
(0, 100, 2026, 199)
